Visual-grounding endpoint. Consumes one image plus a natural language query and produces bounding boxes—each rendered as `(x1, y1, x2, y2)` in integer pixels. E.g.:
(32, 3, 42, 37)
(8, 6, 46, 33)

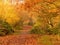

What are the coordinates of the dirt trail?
(0, 34, 38, 45)
(0, 26, 38, 45)
(19, 26, 32, 34)
(0, 26, 60, 45)
(0, 35, 60, 45)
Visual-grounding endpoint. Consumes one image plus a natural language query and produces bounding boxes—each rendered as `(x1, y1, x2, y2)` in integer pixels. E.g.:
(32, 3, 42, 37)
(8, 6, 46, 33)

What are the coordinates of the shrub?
(14, 25, 23, 30)
(45, 24, 60, 35)
(0, 19, 14, 36)
(46, 28, 59, 35)
(30, 23, 60, 35)
(30, 25, 45, 34)
(13, 20, 23, 30)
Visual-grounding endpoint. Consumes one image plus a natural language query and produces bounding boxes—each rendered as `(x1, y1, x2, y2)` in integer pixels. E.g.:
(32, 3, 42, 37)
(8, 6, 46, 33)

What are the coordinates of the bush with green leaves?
(30, 23, 60, 35)
(46, 22, 60, 35)
(13, 20, 23, 30)
(45, 28, 59, 35)
(0, 19, 14, 36)
(30, 25, 46, 34)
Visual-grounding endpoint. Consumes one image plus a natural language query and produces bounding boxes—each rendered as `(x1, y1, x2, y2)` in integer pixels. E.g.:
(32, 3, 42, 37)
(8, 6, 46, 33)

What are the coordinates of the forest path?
(14, 26, 32, 34)
(0, 34, 38, 45)
(20, 26, 32, 34)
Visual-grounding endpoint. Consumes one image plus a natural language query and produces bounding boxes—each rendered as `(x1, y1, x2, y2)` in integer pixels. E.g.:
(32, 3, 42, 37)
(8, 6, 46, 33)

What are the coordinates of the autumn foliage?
(0, 0, 60, 35)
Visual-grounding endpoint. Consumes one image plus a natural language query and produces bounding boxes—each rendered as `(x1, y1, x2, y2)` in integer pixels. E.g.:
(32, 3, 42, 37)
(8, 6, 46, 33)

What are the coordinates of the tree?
(30, 0, 59, 28)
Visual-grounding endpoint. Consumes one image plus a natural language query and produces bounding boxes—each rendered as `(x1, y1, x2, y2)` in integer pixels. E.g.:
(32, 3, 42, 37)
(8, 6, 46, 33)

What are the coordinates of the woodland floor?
(0, 26, 60, 45)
